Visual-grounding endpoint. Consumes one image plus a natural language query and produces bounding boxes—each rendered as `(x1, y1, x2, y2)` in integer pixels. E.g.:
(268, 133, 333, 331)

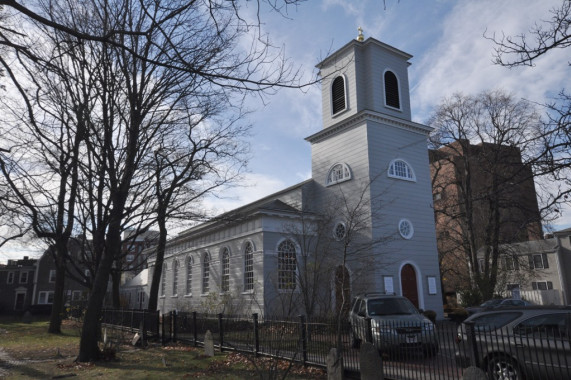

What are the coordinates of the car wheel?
(423, 344, 439, 358)
(488, 355, 523, 380)
(351, 333, 361, 349)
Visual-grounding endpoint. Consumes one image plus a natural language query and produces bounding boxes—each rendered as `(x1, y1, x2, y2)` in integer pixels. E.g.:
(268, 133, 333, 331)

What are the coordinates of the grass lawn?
(0, 317, 326, 379)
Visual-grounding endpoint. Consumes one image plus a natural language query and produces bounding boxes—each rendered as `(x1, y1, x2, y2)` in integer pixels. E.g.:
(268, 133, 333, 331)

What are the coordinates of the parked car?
(349, 293, 439, 357)
(465, 298, 531, 316)
(455, 306, 571, 380)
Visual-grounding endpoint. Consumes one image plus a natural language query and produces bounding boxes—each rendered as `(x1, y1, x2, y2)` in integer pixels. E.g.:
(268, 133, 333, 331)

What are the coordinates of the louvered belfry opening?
(384, 71, 400, 109)
(332, 76, 346, 114)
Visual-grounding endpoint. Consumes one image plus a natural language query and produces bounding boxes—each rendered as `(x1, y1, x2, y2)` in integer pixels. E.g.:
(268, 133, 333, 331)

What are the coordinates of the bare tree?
(429, 90, 544, 302)
(488, 0, 571, 219)
(0, 0, 313, 363)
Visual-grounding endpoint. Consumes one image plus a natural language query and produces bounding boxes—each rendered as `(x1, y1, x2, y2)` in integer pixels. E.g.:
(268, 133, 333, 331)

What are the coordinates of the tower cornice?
(305, 109, 433, 144)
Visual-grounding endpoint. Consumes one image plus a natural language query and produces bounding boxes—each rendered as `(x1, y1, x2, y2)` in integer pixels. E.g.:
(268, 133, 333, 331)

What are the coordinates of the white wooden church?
(146, 33, 443, 318)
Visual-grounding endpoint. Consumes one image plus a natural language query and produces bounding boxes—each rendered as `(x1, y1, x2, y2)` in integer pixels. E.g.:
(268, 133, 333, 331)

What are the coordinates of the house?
(120, 229, 159, 284)
(0, 256, 37, 314)
(145, 33, 443, 318)
(489, 227, 571, 305)
(430, 141, 543, 296)
(120, 268, 149, 309)
(32, 237, 94, 311)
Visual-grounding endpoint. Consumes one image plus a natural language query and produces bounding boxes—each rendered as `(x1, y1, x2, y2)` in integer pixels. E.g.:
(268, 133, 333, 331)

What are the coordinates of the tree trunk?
(112, 265, 121, 308)
(147, 209, 168, 311)
(48, 250, 66, 334)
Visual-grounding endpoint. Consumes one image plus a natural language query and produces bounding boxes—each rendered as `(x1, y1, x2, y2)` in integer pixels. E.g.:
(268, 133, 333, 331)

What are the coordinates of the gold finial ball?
(357, 27, 364, 42)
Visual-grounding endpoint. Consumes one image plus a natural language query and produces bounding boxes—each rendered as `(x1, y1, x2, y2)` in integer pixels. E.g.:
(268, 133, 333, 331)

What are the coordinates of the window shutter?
(384, 71, 400, 109)
(332, 77, 346, 114)
(528, 255, 534, 269)
(542, 253, 549, 268)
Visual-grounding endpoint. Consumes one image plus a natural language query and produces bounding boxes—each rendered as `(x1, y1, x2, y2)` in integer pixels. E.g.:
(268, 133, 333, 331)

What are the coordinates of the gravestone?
(204, 330, 214, 357)
(462, 366, 487, 380)
(326, 348, 343, 380)
(359, 342, 383, 380)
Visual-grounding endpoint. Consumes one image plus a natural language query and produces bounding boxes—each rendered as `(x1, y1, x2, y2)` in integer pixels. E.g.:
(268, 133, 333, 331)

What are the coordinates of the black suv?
(349, 293, 439, 357)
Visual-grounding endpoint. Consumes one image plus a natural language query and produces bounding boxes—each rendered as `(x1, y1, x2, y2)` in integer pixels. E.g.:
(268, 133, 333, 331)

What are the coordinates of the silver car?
(349, 293, 439, 357)
(455, 307, 571, 380)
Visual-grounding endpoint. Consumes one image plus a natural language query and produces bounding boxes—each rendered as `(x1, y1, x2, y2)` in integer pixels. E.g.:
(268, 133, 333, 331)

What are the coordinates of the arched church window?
(388, 159, 415, 181)
(327, 163, 352, 186)
(202, 253, 210, 294)
(186, 256, 193, 295)
(244, 242, 254, 292)
(277, 240, 297, 290)
(221, 248, 230, 293)
(172, 260, 179, 296)
(161, 263, 167, 297)
(331, 76, 346, 114)
(384, 71, 400, 109)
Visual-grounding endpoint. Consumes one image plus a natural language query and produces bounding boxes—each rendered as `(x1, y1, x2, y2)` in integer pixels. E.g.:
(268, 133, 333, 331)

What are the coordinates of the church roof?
(123, 268, 148, 288)
(175, 179, 315, 240)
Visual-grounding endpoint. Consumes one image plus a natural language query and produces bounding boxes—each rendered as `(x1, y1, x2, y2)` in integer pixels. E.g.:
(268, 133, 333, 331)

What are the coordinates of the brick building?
(430, 140, 543, 296)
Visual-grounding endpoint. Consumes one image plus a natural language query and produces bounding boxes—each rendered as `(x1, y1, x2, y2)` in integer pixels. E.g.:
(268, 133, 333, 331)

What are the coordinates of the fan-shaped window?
(333, 222, 347, 240)
(186, 257, 193, 295)
(278, 240, 297, 290)
(327, 163, 352, 186)
(399, 219, 414, 239)
(202, 253, 210, 294)
(221, 248, 230, 293)
(244, 242, 254, 292)
(331, 76, 347, 114)
(388, 159, 415, 181)
(384, 71, 400, 109)
(172, 260, 179, 296)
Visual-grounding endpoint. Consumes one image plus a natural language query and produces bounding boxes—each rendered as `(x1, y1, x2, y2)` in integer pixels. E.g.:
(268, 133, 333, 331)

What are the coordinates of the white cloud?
(202, 172, 287, 215)
(411, 0, 570, 122)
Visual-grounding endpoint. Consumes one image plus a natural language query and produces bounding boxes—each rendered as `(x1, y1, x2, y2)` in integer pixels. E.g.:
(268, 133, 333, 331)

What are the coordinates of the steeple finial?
(357, 27, 364, 42)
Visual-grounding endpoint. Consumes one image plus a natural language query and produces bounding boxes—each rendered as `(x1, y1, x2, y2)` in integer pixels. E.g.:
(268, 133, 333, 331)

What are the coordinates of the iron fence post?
(141, 309, 147, 345)
(130, 309, 134, 330)
(218, 313, 224, 352)
(172, 310, 177, 343)
(192, 311, 198, 347)
(465, 321, 480, 367)
(161, 312, 165, 346)
(253, 313, 260, 357)
(365, 317, 373, 343)
(299, 315, 308, 366)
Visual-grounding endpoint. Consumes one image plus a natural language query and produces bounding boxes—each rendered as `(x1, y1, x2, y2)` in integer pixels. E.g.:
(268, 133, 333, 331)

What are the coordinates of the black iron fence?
(100, 308, 160, 341)
(100, 309, 571, 380)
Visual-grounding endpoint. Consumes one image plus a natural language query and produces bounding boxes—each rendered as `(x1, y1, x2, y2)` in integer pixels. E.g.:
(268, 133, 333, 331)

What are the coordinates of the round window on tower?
(333, 222, 347, 241)
(398, 219, 414, 240)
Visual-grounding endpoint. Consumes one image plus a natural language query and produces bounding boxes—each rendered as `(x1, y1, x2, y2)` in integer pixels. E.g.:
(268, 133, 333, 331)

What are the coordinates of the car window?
(470, 312, 522, 331)
(513, 313, 569, 338)
(481, 299, 503, 307)
(367, 298, 418, 316)
(358, 300, 366, 315)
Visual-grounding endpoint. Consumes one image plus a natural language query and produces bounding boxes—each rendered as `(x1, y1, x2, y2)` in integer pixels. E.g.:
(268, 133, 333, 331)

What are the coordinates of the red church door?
(401, 264, 419, 309)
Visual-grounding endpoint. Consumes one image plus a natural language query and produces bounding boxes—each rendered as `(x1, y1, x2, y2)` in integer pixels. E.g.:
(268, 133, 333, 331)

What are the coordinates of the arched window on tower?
(327, 163, 352, 186)
(384, 71, 400, 109)
(331, 76, 347, 114)
(388, 159, 415, 182)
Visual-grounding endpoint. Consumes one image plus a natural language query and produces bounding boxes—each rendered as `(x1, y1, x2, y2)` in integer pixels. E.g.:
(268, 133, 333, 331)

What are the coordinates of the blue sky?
(208, 0, 571, 217)
(1, 0, 569, 263)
